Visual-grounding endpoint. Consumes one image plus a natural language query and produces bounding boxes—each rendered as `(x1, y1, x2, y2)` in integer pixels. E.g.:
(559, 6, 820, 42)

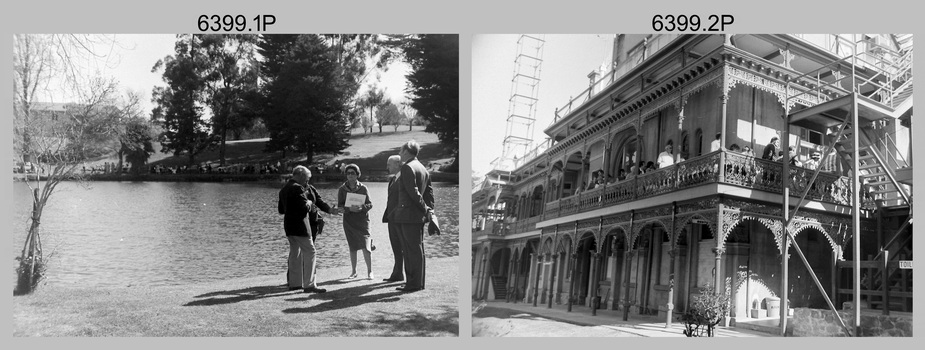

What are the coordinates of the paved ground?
(473, 300, 777, 337)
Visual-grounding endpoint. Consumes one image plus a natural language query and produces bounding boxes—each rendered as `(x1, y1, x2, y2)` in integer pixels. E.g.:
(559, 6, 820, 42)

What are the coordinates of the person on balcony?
(646, 161, 656, 173)
(729, 143, 741, 152)
(657, 141, 675, 168)
(805, 151, 821, 170)
(587, 172, 600, 190)
(616, 170, 626, 182)
(710, 133, 722, 152)
(742, 145, 756, 157)
(762, 137, 781, 161)
(787, 147, 803, 167)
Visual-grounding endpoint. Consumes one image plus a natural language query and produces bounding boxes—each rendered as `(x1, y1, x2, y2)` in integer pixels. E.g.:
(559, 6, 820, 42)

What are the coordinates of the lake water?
(11, 181, 459, 288)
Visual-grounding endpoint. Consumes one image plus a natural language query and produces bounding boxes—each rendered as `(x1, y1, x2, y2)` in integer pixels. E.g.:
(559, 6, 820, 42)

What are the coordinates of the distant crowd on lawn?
(80, 161, 338, 176)
(78, 158, 451, 176)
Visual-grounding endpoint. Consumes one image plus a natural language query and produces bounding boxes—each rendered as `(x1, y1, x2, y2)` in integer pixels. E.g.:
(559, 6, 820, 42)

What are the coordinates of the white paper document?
(345, 193, 366, 208)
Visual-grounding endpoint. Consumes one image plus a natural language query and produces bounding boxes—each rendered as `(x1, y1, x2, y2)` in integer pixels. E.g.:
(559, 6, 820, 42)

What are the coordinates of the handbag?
(427, 211, 441, 236)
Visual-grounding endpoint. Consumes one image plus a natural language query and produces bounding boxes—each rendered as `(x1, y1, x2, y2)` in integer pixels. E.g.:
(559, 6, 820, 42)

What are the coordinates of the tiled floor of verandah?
(475, 299, 782, 337)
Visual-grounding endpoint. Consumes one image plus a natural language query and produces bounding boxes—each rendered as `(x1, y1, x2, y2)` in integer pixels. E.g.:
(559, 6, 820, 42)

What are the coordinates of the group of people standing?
(277, 140, 435, 294)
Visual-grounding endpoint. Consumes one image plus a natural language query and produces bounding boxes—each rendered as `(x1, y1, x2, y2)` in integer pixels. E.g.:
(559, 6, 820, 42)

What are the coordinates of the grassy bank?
(13, 256, 459, 337)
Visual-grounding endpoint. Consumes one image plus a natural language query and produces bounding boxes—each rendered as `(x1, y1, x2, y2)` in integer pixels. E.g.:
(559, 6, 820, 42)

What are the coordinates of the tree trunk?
(305, 149, 314, 170)
(15, 188, 44, 295)
(219, 104, 229, 167)
(117, 150, 124, 174)
(408, 120, 413, 131)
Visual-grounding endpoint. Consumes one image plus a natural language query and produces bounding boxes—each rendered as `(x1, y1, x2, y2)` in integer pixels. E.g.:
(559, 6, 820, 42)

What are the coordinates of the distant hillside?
(136, 126, 456, 176)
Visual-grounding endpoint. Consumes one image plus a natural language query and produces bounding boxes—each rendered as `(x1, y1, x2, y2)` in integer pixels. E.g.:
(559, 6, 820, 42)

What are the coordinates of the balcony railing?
(509, 151, 860, 234)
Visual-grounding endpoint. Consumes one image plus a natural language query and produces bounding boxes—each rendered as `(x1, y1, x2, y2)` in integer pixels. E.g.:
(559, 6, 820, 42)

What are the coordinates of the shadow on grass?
(282, 281, 405, 314)
(183, 284, 299, 307)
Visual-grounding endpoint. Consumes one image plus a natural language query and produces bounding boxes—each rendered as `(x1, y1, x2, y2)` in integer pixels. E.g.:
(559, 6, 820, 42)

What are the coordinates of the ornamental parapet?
(531, 150, 856, 225)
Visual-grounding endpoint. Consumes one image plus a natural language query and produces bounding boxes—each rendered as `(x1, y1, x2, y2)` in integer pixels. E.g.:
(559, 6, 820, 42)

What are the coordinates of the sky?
(471, 34, 615, 177)
(33, 34, 410, 119)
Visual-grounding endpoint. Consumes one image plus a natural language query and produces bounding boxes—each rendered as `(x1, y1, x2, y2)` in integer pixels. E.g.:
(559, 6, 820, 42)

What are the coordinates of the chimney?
(588, 69, 600, 95)
(612, 34, 626, 68)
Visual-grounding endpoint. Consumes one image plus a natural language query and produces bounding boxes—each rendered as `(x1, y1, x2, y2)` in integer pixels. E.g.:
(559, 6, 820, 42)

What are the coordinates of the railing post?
(718, 151, 726, 183)
(882, 250, 890, 316)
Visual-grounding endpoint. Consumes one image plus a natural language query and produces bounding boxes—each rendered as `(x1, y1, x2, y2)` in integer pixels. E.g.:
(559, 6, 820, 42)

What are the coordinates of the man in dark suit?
(391, 140, 435, 292)
(382, 155, 404, 282)
(278, 165, 337, 293)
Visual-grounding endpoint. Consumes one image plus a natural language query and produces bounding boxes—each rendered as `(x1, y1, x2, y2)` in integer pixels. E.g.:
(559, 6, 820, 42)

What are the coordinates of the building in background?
(472, 34, 912, 336)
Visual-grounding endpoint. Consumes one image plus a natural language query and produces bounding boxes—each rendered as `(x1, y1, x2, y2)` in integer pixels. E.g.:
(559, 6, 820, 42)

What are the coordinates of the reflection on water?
(11, 181, 459, 288)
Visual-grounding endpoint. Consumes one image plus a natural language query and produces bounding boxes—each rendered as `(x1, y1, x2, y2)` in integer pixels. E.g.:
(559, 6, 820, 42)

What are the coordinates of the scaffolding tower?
(781, 34, 913, 336)
(492, 35, 545, 172)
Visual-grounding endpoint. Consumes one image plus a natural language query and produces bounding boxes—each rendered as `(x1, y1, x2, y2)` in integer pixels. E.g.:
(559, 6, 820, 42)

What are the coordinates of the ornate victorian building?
(472, 34, 912, 332)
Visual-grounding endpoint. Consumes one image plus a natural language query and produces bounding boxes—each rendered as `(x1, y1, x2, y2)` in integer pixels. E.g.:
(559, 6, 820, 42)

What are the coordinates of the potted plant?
(678, 284, 731, 337)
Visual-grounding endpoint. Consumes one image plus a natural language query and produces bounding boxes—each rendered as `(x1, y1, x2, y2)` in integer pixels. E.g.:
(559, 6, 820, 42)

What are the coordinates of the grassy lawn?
(13, 256, 459, 337)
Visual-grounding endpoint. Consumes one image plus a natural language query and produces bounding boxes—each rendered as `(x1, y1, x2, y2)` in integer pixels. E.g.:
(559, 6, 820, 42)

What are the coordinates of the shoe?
(367, 273, 375, 280)
(382, 278, 403, 282)
(395, 286, 422, 292)
(303, 287, 327, 293)
(288, 286, 301, 291)
(347, 272, 358, 279)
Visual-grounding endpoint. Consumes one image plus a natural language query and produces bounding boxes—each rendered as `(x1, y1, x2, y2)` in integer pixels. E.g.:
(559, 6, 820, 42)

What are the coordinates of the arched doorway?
(538, 237, 555, 304)
(788, 227, 835, 309)
(488, 248, 511, 300)
(554, 235, 573, 305)
(723, 219, 783, 319)
(631, 222, 669, 315)
(574, 232, 597, 306)
(519, 241, 537, 303)
(602, 229, 627, 310)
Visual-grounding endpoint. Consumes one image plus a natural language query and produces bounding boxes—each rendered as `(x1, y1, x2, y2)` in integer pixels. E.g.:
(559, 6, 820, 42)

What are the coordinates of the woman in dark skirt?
(337, 164, 374, 279)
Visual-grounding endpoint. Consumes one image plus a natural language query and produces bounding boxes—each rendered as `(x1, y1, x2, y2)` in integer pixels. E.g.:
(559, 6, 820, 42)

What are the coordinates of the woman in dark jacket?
(337, 164, 374, 279)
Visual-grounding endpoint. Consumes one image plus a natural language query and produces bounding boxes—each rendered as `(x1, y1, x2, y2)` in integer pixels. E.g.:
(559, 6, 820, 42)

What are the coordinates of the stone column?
(532, 254, 541, 307)
(509, 256, 519, 303)
(567, 252, 577, 312)
(712, 247, 724, 293)
(590, 251, 600, 316)
(609, 239, 620, 310)
(482, 245, 493, 300)
(622, 250, 636, 321)
(547, 253, 558, 309)
(665, 249, 678, 328)
(525, 253, 535, 304)
(477, 253, 487, 299)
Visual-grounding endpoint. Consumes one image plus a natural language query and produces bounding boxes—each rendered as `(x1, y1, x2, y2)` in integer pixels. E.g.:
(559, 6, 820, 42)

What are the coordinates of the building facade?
(472, 34, 912, 328)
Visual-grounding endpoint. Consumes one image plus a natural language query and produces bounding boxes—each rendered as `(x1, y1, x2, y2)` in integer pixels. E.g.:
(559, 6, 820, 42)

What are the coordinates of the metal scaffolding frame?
(494, 34, 546, 172)
(780, 34, 913, 336)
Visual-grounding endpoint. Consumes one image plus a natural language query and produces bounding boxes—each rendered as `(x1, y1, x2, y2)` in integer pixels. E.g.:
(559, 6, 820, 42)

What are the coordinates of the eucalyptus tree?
(151, 34, 215, 166)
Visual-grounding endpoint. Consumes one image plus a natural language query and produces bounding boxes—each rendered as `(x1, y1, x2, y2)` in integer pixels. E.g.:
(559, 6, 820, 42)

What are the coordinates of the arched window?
(680, 131, 690, 160)
(614, 137, 638, 177)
